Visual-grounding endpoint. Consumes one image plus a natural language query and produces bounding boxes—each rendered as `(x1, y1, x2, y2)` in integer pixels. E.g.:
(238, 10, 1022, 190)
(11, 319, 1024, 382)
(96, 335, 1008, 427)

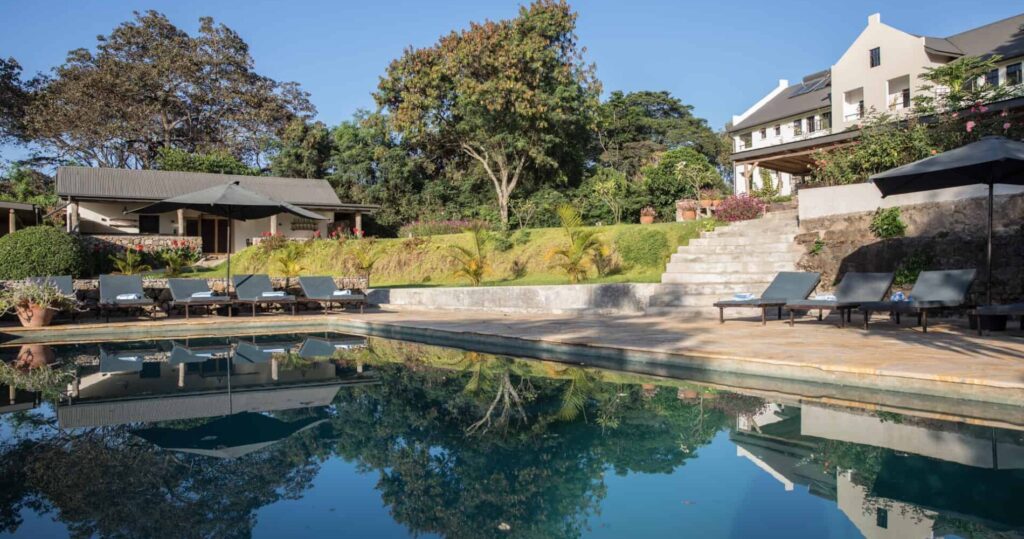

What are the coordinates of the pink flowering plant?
(715, 195, 766, 222)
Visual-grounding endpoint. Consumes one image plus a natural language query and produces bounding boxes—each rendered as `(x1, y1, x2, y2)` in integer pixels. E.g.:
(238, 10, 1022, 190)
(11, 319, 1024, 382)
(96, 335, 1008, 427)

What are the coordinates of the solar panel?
(790, 75, 831, 97)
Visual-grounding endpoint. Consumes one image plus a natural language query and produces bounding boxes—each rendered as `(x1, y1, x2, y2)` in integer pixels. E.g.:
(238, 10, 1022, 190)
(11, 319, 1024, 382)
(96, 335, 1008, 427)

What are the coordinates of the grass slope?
(190, 221, 706, 288)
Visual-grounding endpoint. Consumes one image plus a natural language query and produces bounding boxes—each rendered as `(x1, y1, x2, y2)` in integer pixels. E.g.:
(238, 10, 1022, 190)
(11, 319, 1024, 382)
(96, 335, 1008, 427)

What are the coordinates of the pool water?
(0, 332, 1021, 538)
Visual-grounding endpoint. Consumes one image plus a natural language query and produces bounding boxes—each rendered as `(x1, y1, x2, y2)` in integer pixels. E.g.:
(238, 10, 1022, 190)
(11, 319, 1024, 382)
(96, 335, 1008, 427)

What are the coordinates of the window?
(774, 124, 781, 136)
(869, 47, 881, 68)
(792, 119, 802, 136)
(986, 68, 999, 86)
(739, 133, 752, 149)
(901, 88, 911, 109)
(858, 100, 865, 117)
(138, 215, 160, 234)
(821, 112, 831, 130)
(760, 127, 767, 139)
(806, 115, 817, 133)
(1003, 63, 1019, 85)
(875, 508, 888, 529)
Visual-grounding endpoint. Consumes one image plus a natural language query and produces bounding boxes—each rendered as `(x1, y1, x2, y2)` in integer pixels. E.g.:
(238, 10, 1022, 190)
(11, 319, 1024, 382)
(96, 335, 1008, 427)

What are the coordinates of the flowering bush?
(258, 231, 288, 253)
(158, 239, 202, 276)
(715, 195, 765, 222)
(398, 219, 491, 238)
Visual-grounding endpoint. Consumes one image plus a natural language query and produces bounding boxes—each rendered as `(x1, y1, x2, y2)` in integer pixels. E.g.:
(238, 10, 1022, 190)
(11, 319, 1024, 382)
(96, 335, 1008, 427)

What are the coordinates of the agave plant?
(110, 246, 152, 275)
(448, 226, 488, 285)
(547, 205, 603, 283)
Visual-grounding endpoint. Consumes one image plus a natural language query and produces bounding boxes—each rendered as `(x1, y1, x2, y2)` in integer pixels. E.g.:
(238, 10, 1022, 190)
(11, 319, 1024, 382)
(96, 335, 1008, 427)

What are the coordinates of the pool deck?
(3, 309, 1024, 406)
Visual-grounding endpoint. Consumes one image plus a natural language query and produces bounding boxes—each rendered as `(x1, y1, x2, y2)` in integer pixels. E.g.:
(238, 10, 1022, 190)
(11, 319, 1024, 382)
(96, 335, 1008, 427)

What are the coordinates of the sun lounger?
(858, 269, 976, 332)
(168, 278, 233, 319)
(713, 271, 821, 325)
(298, 276, 367, 313)
(970, 302, 1024, 335)
(98, 275, 157, 322)
(232, 274, 296, 317)
(784, 272, 894, 327)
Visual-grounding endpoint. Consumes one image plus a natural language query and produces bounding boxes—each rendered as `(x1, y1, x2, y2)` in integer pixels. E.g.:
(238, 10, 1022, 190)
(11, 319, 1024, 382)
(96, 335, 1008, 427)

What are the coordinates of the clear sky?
(2, 0, 1022, 162)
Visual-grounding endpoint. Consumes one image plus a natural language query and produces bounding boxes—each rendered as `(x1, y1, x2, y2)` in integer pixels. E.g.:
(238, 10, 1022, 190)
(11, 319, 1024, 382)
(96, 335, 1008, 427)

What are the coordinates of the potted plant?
(640, 206, 657, 224)
(675, 199, 699, 221)
(0, 280, 78, 328)
(699, 188, 722, 209)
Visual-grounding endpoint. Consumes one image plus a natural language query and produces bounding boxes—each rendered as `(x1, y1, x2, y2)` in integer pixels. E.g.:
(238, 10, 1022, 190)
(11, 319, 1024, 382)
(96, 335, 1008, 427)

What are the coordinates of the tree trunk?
(461, 143, 526, 228)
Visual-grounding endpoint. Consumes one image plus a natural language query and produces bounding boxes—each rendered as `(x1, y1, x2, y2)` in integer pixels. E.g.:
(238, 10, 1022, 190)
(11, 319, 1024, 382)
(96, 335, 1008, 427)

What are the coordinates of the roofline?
(728, 102, 832, 134)
(59, 194, 380, 213)
(730, 128, 861, 161)
(945, 11, 1024, 40)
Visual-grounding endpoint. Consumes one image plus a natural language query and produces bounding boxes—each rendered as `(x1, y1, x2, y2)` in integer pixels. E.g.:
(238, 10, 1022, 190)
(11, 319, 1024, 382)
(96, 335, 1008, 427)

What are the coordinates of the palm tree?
(272, 243, 306, 288)
(547, 205, 602, 283)
(448, 226, 488, 285)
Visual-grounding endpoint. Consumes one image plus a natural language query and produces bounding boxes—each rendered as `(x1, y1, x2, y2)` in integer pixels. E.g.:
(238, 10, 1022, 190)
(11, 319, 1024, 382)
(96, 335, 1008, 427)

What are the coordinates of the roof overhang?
(731, 129, 861, 175)
(63, 194, 380, 214)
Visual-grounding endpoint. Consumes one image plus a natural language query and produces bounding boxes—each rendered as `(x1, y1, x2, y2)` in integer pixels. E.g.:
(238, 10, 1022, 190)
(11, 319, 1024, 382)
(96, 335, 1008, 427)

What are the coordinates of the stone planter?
(14, 304, 57, 328)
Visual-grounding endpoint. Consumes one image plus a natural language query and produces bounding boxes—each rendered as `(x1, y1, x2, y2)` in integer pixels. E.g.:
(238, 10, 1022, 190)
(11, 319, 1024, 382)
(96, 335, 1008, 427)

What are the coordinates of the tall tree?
(270, 119, 332, 178)
(597, 90, 722, 180)
(0, 58, 30, 145)
(375, 0, 600, 226)
(20, 11, 313, 169)
(155, 147, 259, 175)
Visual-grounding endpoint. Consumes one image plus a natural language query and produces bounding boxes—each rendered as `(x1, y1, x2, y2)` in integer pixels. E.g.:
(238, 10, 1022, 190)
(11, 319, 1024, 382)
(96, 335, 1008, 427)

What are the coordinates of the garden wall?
(80, 234, 202, 253)
(798, 182, 1024, 221)
(367, 283, 661, 314)
(796, 190, 1024, 302)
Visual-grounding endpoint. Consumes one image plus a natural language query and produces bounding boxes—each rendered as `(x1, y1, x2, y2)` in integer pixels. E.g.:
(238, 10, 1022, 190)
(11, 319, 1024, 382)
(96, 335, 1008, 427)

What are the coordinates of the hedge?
(0, 226, 87, 279)
(615, 228, 669, 267)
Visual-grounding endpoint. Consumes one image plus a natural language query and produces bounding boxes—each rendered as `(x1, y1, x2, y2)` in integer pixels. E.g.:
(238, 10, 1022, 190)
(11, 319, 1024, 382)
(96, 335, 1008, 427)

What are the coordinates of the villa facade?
(728, 12, 1024, 196)
(56, 166, 378, 255)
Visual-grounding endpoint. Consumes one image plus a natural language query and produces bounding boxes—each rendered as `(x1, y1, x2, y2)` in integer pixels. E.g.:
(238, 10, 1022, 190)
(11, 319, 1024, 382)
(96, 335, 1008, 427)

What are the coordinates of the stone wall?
(796, 192, 1024, 302)
(81, 234, 202, 253)
(367, 283, 661, 314)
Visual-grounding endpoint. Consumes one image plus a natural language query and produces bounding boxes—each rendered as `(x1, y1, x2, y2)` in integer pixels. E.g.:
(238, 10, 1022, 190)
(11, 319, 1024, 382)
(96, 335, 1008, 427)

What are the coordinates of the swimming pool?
(1, 332, 1021, 538)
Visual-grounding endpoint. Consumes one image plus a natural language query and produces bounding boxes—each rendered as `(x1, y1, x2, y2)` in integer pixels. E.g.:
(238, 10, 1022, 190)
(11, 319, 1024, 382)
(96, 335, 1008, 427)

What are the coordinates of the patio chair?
(168, 278, 233, 319)
(298, 276, 367, 313)
(713, 271, 821, 325)
(27, 275, 89, 320)
(969, 302, 1024, 335)
(231, 274, 296, 317)
(98, 275, 157, 322)
(858, 269, 976, 332)
(783, 272, 894, 327)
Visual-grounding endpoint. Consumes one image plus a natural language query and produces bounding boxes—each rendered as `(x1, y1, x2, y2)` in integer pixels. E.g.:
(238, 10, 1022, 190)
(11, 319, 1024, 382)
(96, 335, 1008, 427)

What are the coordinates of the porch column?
(178, 363, 186, 388)
(177, 209, 185, 236)
(354, 211, 362, 231)
(7, 209, 14, 234)
(66, 201, 79, 233)
(270, 214, 278, 235)
(271, 358, 279, 381)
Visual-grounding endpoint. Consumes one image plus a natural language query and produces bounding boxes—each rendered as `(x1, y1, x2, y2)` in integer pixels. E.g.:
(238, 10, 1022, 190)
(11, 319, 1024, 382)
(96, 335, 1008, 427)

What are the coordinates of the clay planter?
(679, 209, 698, 221)
(640, 215, 656, 225)
(700, 199, 718, 209)
(14, 304, 57, 328)
(15, 344, 56, 369)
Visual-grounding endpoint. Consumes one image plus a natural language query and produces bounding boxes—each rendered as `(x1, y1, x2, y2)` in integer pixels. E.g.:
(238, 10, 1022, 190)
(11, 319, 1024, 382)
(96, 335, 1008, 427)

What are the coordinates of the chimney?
(868, 13, 881, 25)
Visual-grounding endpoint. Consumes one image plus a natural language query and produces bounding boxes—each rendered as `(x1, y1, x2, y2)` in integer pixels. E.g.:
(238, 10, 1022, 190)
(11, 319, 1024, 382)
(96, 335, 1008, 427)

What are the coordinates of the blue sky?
(2, 0, 1022, 162)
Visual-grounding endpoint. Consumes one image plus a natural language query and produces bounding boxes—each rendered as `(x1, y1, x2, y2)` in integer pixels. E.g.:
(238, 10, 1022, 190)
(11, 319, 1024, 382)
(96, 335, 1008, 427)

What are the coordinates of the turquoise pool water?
(1, 332, 1021, 538)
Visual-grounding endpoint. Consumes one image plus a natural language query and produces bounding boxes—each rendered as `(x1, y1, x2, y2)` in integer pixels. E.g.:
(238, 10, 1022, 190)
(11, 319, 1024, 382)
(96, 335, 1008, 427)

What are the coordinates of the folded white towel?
(733, 293, 755, 301)
(115, 293, 141, 301)
(814, 294, 837, 301)
(261, 291, 286, 297)
(119, 355, 140, 362)
(190, 291, 214, 298)
(332, 289, 352, 296)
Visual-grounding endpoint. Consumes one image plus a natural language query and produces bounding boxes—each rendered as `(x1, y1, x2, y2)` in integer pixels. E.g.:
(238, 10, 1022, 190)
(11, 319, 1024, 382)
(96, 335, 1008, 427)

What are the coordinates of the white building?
(728, 12, 1024, 196)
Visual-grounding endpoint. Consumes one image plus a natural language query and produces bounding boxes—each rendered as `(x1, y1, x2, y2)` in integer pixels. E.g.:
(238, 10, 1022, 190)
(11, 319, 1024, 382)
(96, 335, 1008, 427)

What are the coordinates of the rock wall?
(81, 234, 202, 253)
(796, 192, 1024, 302)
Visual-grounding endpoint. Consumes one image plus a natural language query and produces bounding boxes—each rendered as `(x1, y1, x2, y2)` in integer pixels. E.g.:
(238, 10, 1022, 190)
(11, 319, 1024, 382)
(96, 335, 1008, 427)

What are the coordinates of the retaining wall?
(798, 182, 1024, 221)
(367, 283, 660, 314)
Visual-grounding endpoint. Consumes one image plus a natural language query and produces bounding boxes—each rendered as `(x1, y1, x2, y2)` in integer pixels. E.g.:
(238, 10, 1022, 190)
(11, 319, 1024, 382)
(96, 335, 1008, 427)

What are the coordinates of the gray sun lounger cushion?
(99, 346, 148, 373)
(786, 272, 894, 310)
(27, 275, 74, 296)
(168, 279, 231, 304)
(974, 302, 1024, 316)
(859, 269, 976, 313)
(232, 274, 296, 302)
(169, 345, 211, 365)
(99, 275, 152, 306)
(714, 272, 821, 307)
(233, 341, 274, 364)
(299, 276, 366, 301)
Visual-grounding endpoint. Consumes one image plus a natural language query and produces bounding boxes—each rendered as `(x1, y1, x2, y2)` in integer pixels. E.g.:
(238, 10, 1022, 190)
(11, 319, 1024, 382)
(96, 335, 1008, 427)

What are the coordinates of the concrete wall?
(367, 283, 661, 315)
(798, 182, 1024, 220)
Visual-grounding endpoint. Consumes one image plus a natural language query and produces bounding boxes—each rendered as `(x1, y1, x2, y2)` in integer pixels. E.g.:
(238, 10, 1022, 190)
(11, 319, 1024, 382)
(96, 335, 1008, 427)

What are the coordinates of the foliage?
(487, 230, 515, 252)
(590, 243, 620, 277)
(914, 55, 1015, 114)
(0, 226, 86, 279)
(0, 360, 77, 401)
(270, 119, 332, 178)
(869, 207, 907, 239)
(715, 194, 765, 222)
(508, 258, 528, 280)
(272, 242, 307, 285)
(547, 205, 604, 283)
(0, 164, 58, 208)
(257, 232, 289, 254)
(448, 226, 489, 285)
(0, 57, 31, 144)
(752, 168, 780, 200)
(614, 227, 669, 267)
(155, 147, 259, 175)
(893, 249, 933, 287)
(0, 281, 78, 314)
(157, 240, 201, 277)
(346, 240, 380, 283)
(809, 239, 825, 256)
(640, 147, 723, 220)
(109, 245, 152, 275)
(810, 115, 933, 186)
(583, 167, 628, 224)
(398, 219, 490, 238)
(375, 0, 601, 225)
(19, 10, 313, 169)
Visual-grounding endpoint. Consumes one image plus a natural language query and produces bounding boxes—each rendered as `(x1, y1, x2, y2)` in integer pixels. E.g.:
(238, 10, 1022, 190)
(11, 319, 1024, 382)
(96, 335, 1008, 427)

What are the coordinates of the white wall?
(733, 164, 795, 196)
(798, 182, 1024, 220)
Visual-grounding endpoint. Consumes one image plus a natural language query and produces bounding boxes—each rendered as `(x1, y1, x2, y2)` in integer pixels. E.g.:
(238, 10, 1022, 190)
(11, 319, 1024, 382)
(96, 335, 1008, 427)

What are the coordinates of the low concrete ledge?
(367, 283, 660, 314)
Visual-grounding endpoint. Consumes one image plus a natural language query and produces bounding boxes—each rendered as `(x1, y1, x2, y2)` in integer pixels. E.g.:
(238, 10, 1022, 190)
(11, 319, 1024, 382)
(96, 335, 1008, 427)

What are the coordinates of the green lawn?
(187, 220, 710, 288)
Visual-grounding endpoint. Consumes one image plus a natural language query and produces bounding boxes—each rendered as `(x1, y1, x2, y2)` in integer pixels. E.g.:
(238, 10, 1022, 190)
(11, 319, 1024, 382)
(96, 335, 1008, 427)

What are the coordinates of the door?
(216, 219, 230, 254)
(200, 219, 217, 254)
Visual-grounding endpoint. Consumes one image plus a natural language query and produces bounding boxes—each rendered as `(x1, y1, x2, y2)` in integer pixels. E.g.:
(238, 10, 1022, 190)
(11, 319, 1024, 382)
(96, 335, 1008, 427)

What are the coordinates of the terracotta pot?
(640, 215, 656, 225)
(15, 304, 57, 328)
(680, 209, 698, 221)
(15, 344, 56, 369)
(699, 199, 717, 209)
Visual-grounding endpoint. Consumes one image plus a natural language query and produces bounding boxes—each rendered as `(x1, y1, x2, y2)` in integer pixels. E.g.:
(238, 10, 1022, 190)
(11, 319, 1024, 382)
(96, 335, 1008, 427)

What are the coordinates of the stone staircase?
(646, 210, 803, 317)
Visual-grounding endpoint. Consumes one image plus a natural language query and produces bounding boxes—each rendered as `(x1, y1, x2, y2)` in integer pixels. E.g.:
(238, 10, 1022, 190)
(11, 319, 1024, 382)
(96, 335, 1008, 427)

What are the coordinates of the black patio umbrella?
(127, 181, 328, 292)
(870, 136, 1024, 304)
(134, 412, 326, 459)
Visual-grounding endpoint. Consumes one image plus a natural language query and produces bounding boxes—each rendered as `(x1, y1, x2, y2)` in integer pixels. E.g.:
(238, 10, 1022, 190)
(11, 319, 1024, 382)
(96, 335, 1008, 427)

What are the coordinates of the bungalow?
(56, 166, 379, 255)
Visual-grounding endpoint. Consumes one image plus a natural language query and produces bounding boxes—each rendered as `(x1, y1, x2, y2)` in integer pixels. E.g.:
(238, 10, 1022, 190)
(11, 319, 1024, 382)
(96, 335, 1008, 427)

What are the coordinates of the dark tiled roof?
(943, 13, 1024, 59)
(730, 75, 831, 132)
(56, 167, 376, 211)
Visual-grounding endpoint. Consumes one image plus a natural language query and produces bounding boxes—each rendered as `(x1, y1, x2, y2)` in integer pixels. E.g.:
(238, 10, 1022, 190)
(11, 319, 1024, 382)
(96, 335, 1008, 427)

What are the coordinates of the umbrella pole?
(226, 210, 232, 296)
(986, 182, 994, 305)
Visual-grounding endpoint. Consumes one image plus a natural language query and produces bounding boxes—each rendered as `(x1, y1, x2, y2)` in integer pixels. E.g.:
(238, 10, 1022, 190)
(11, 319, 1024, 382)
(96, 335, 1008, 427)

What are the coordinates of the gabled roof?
(941, 13, 1024, 59)
(730, 73, 832, 132)
(56, 166, 378, 211)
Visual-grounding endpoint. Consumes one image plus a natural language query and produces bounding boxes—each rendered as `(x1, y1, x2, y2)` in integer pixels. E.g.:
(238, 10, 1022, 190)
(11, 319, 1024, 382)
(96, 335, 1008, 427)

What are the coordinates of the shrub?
(869, 207, 907, 239)
(0, 226, 87, 279)
(716, 194, 765, 222)
(510, 229, 531, 246)
(109, 245, 152, 275)
(488, 230, 515, 252)
(894, 249, 934, 287)
(615, 228, 669, 267)
(399, 219, 490, 238)
(258, 232, 288, 254)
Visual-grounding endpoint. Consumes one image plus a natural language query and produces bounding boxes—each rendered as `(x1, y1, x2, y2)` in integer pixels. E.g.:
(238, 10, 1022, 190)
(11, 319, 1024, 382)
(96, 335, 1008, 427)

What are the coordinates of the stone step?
(702, 225, 797, 237)
(670, 252, 802, 264)
(664, 259, 797, 273)
(689, 234, 797, 247)
(643, 306, 721, 319)
(649, 283, 772, 296)
(661, 272, 778, 284)
(648, 293, 745, 308)
(677, 243, 805, 255)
